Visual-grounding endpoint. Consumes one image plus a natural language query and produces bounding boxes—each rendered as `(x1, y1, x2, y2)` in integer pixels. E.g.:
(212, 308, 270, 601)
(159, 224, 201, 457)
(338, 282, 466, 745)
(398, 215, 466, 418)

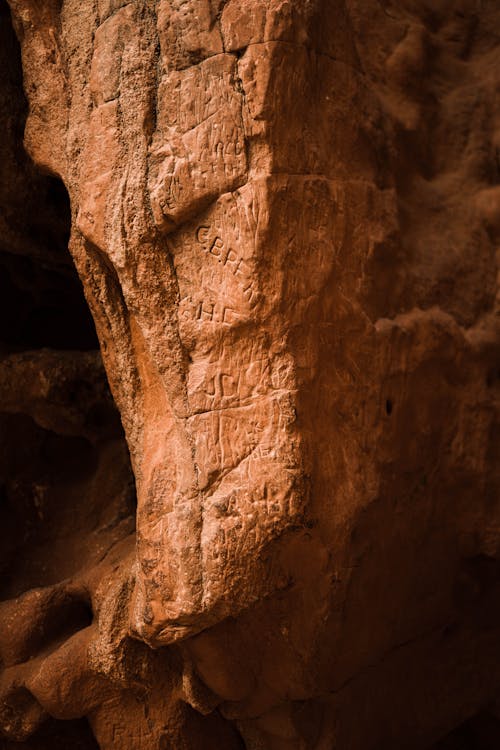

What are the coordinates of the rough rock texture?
(1, 0, 500, 748)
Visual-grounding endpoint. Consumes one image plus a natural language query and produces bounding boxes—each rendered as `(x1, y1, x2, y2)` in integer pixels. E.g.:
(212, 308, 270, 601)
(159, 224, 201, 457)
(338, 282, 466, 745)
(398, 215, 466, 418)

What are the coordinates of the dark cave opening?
(1, 717, 100, 750)
(0, 0, 98, 354)
(0, 5, 133, 749)
(0, 234, 101, 353)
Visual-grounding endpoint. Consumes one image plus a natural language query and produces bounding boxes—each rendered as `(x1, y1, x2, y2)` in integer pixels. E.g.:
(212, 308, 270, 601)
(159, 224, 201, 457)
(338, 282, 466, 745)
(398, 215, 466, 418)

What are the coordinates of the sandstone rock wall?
(1, 0, 499, 748)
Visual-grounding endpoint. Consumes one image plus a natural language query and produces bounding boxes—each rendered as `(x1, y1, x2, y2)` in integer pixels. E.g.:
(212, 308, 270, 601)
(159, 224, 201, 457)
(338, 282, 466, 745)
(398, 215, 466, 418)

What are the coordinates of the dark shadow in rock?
(0, 0, 98, 354)
(430, 712, 500, 750)
(0, 4, 135, 749)
(0, 717, 100, 749)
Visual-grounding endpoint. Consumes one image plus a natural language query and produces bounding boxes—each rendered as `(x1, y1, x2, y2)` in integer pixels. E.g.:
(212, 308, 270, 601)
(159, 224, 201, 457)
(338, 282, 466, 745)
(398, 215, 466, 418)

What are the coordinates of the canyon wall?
(1, 0, 500, 748)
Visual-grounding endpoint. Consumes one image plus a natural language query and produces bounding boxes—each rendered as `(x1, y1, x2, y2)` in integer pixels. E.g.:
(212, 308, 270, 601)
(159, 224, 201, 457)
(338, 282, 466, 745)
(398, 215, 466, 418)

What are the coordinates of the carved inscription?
(196, 226, 258, 308)
(205, 372, 238, 399)
(180, 296, 242, 326)
(190, 390, 292, 490)
(163, 174, 183, 211)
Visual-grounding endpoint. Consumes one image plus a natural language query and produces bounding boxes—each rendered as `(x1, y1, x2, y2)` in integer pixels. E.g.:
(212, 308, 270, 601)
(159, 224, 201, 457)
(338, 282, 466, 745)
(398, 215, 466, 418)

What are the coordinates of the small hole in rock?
(385, 399, 393, 416)
(486, 369, 500, 388)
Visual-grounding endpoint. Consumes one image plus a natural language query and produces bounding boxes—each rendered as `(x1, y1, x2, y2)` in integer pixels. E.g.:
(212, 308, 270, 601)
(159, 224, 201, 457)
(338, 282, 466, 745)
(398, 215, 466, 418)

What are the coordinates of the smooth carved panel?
(77, 4, 154, 259)
(189, 390, 299, 488)
(238, 43, 384, 180)
(186, 335, 294, 415)
(149, 54, 247, 230)
(157, 0, 224, 71)
(89, 6, 136, 105)
(77, 101, 121, 251)
(169, 184, 259, 342)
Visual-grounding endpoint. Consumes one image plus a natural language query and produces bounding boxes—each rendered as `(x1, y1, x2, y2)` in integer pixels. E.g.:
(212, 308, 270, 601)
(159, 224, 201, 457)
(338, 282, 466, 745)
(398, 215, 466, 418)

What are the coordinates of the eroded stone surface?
(1, 0, 500, 748)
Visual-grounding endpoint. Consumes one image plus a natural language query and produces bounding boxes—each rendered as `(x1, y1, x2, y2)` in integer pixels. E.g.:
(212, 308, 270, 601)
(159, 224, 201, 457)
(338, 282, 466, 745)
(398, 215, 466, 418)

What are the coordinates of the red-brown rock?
(1, 0, 499, 748)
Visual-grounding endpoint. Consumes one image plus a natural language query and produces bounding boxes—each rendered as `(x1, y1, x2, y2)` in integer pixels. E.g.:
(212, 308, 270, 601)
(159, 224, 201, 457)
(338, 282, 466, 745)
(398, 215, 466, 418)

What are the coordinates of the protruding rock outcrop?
(1, 0, 500, 748)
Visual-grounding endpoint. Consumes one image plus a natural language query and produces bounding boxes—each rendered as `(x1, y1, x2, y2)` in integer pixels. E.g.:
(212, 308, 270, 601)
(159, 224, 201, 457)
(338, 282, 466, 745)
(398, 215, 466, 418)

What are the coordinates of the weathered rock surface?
(1, 0, 500, 748)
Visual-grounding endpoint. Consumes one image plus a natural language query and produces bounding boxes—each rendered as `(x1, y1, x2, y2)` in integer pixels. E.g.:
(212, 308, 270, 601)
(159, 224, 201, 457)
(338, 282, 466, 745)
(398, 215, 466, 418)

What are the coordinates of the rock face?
(1, 0, 500, 748)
